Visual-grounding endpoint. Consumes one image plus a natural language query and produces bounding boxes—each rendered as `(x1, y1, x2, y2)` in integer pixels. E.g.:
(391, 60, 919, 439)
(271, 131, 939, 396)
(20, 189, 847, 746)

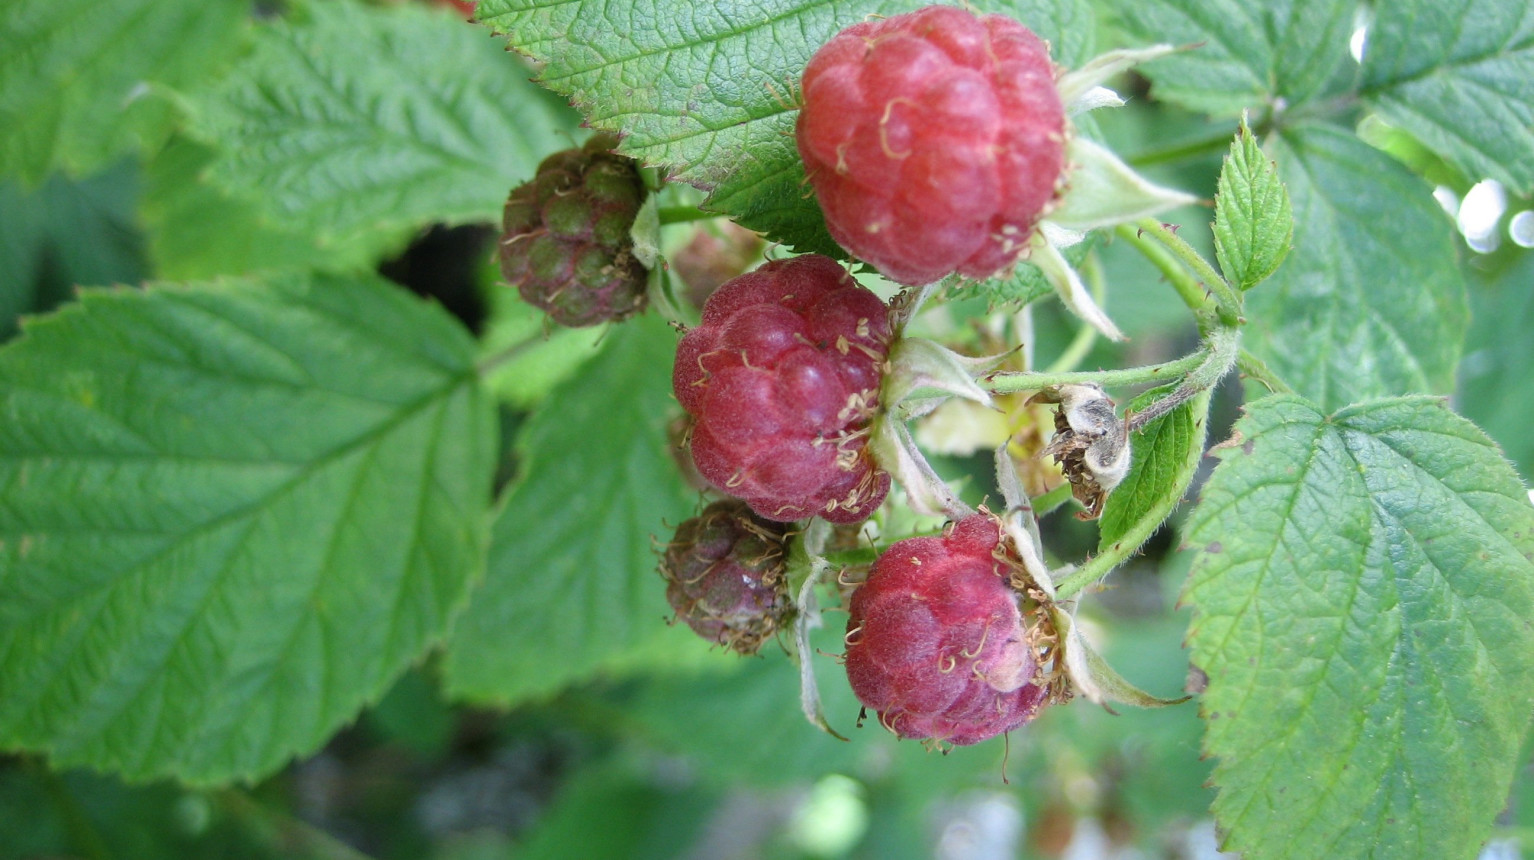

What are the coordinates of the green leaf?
(1097, 385, 1210, 554)
(1361, 0, 1534, 195)
(141, 140, 384, 280)
(188, 0, 578, 254)
(1244, 123, 1466, 410)
(1212, 123, 1292, 290)
(443, 315, 705, 705)
(0, 162, 147, 339)
(1459, 251, 1534, 479)
(0, 273, 495, 783)
(1099, 0, 1355, 114)
(478, 0, 1094, 253)
(0, 0, 249, 183)
(1183, 394, 1534, 860)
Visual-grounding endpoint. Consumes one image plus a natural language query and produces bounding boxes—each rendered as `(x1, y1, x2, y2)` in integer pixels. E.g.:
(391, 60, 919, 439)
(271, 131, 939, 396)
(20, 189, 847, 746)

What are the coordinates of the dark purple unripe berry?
(499, 135, 648, 327)
(660, 500, 794, 654)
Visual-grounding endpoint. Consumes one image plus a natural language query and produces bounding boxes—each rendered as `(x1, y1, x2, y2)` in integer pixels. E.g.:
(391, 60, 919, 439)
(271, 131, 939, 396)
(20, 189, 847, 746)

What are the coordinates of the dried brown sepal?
(1029, 383, 1130, 520)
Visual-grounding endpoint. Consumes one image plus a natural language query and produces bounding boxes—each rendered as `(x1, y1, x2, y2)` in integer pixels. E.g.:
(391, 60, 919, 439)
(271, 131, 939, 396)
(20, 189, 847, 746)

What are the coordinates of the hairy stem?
(1128, 326, 1238, 431)
(1112, 223, 1210, 316)
(656, 205, 719, 225)
(1133, 217, 1243, 327)
(982, 349, 1209, 395)
(475, 333, 551, 377)
(1052, 328, 1239, 600)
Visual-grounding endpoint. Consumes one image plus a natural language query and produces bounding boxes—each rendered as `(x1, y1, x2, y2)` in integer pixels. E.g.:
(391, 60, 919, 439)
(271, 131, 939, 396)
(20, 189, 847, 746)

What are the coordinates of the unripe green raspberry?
(499, 135, 648, 327)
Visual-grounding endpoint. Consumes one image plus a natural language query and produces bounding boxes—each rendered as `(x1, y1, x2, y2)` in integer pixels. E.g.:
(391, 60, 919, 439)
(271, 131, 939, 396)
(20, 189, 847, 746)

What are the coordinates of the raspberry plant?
(2, 0, 1533, 858)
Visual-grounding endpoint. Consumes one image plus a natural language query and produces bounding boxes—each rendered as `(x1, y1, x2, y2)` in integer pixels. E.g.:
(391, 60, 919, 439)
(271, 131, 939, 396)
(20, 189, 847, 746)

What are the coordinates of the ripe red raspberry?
(660, 500, 793, 654)
(499, 135, 648, 327)
(845, 514, 1048, 745)
(796, 6, 1066, 286)
(673, 254, 891, 524)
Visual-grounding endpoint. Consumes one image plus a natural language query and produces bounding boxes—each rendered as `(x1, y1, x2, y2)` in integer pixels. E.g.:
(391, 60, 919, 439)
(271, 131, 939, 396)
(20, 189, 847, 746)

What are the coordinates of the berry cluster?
(844, 514, 1049, 745)
(660, 500, 793, 655)
(796, 6, 1066, 286)
(673, 254, 892, 524)
(499, 135, 648, 327)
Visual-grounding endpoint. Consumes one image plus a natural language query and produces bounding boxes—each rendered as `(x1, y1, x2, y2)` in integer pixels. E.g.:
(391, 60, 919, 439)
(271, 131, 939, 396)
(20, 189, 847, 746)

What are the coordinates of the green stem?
(982, 349, 1208, 395)
(1128, 326, 1238, 431)
(657, 205, 718, 225)
(1133, 218, 1244, 327)
(1127, 125, 1240, 167)
(1113, 223, 1210, 316)
(475, 333, 549, 377)
(1236, 349, 1294, 395)
(1053, 327, 1240, 600)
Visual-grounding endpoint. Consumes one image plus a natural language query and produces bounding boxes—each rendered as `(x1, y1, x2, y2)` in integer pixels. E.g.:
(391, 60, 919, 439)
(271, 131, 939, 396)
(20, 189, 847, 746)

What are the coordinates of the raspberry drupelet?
(673, 254, 892, 524)
(845, 514, 1049, 745)
(796, 6, 1067, 286)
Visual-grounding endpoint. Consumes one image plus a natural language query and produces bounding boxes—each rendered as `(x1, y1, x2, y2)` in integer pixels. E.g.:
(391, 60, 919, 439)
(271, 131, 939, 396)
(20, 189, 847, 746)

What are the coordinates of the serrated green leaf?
(0, 273, 495, 783)
(0, 0, 250, 183)
(1098, 385, 1209, 554)
(141, 140, 385, 280)
(0, 162, 147, 339)
(1212, 124, 1292, 290)
(478, 0, 1094, 253)
(188, 0, 578, 254)
(1244, 123, 1466, 410)
(1099, 0, 1354, 114)
(443, 315, 706, 705)
(1361, 0, 1534, 195)
(1183, 394, 1534, 860)
(1459, 251, 1534, 479)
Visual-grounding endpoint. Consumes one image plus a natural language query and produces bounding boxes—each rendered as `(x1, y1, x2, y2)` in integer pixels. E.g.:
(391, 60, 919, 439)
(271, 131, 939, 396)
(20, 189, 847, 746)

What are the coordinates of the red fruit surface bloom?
(796, 6, 1067, 286)
(673, 254, 891, 524)
(845, 514, 1048, 745)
